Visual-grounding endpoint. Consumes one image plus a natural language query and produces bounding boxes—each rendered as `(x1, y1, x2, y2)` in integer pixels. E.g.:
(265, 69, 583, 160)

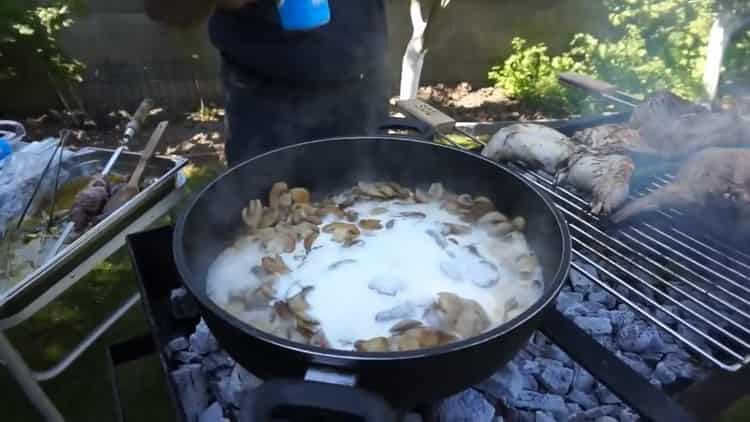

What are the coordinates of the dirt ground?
(15, 83, 534, 164)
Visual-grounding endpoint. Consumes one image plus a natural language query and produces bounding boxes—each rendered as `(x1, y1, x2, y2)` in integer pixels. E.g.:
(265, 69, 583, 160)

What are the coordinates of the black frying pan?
(173, 136, 571, 421)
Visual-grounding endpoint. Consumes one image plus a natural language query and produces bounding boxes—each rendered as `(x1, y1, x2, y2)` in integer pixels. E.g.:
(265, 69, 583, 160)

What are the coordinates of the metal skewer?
(42, 99, 155, 264)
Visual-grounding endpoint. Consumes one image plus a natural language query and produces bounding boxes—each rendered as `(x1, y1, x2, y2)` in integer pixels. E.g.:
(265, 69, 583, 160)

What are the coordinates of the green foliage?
(489, 0, 750, 115)
(0, 1, 84, 83)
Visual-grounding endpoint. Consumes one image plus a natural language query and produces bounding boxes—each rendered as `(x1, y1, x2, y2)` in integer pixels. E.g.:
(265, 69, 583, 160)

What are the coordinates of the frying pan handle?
(377, 116, 435, 141)
(558, 72, 617, 95)
(238, 379, 397, 422)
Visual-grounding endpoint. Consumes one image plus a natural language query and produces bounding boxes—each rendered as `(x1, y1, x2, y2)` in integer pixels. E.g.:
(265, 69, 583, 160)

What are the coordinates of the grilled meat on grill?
(559, 153, 635, 215)
(571, 124, 656, 155)
(481, 124, 579, 174)
(629, 90, 707, 129)
(612, 148, 750, 223)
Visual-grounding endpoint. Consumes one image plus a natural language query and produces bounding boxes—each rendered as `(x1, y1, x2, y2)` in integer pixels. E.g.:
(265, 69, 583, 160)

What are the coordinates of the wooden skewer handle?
(128, 120, 169, 189)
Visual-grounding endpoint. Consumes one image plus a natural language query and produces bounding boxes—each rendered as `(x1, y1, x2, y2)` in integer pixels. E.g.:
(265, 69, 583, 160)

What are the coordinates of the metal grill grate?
(507, 164, 750, 371)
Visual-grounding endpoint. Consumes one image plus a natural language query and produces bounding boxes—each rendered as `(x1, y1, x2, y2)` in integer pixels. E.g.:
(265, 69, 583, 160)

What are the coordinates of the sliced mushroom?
(261, 255, 290, 274)
(242, 199, 263, 233)
(454, 300, 491, 338)
(415, 188, 431, 203)
(328, 259, 357, 271)
(440, 222, 472, 236)
(375, 302, 416, 322)
(428, 183, 444, 199)
(456, 194, 474, 208)
(502, 297, 520, 322)
(290, 187, 311, 204)
(389, 319, 423, 334)
(264, 233, 296, 255)
(273, 301, 295, 320)
(392, 327, 458, 351)
(359, 219, 383, 230)
(511, 216, 527, 232)
(517, 254, 539, 279)
(354, 337, 390, 352)
(322, 222, 360, 244)
(309, 331, 331, 348)
(398, 212, 426, 219)
(344, 210, 359, 222)
(303, 231, 319, 253)
(478, 211, 509, 226)
(288, 286, 313, 314)
(259, 207, 280, 229)
(375, 182, 397, 198)
(269, 182, 289, 209)
(358, 182, 386, 198)
(385, 219, 395, 229)
(370, 207, 388, 215)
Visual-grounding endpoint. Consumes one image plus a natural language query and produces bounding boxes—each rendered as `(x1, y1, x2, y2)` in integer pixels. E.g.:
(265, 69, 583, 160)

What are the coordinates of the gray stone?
(581, 301, 606, 315)
(569, 263, 597, 293)
(229, 365, 263, 405)
(587, 287, 616, 309)
(540, 344, 573, 366)
(171, 287, 200, 320)
(438, 389, 496, 422)
(567, 390, 598, 410)
(198, 402, 223, 422)
(618, 408, 640, 422)
(594, 335, 617, 353)
(517, 411, 536, 422)
(167, 337, 189, 353)
(525, 374, 539, 391)
(606, 309, 636, 330)
(562, 303, 587, 318)
(492, 417, 504, 422)
(595, 417, 618, 422)
(641, 352, 664, 365)
(209, 376, 233, 409)
(572, 366, 595, 392)
(175, 351, 202, 364)
(202, 352, 233, 373)
(573, 316, 612, 335)
(476, 362, 524, 402)
(521, 360, 542, 375)
(536, 357, 565, 369)
(615, 321, 644, 352)
(653, 361, 678, 385)
(636, 326, 667, 354)
(512, 391, 568, 419)
(614, 284, 630, 299)
(617, 352, 653, 378)
(594, 384, 621, 405)
(655, 305, 678, 325)
(566, 402, 582, 415)
(538, 366, 574, 395)
(661, 354, 700, 381)
(676, 325, 708, 350)
(171, 364, 208, 422)
(534, 411, 555, 422)
(556, 292, 585, 314)
(583, 405, 618, 419)
(190, 320, 219, 355)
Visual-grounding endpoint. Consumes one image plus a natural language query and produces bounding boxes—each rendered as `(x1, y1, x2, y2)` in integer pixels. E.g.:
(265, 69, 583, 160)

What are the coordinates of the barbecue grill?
(108, 107, 750, 421)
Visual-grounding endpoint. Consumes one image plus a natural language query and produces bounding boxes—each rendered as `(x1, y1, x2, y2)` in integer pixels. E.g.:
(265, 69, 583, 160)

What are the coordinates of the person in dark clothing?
(145, 0, 389, 166)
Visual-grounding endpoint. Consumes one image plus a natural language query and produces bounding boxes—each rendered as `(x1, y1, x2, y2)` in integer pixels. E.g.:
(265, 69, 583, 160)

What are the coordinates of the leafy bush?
(489, 0, 749, 115)
(0, 1, 84, 83)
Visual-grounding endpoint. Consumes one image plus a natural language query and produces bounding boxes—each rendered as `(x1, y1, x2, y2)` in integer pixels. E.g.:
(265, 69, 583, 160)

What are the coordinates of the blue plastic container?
(0, 138, 11, 162)
(277, 0, 330, 31)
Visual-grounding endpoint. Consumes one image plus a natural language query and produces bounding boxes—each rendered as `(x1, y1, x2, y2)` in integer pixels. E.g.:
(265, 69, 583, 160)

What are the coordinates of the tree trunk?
(399, 0, 449, 100)
(703, 14, 731, 102)
(703, 13, 750, 101)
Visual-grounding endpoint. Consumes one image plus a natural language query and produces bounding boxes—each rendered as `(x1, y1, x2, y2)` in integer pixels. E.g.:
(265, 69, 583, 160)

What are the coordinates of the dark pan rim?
(174, 136, 571, 361)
